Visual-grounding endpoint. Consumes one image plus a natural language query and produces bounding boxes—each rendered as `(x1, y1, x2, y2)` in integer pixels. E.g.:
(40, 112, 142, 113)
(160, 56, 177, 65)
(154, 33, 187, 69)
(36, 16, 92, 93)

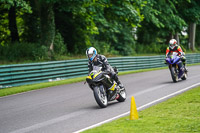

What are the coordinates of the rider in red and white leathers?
(165, 39, 187, 69)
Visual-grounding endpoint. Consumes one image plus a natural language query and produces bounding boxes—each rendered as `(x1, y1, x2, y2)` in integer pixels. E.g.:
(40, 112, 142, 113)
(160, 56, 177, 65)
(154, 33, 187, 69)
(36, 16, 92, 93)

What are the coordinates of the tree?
(137, 0, 186, 45)
(39, 0, 55, 58)
(177, 0, 200, 51)
(8, 2, 19, 42)
(0, 0, 31, 44)
(95, 0, 144, 55)
(54, 0, 97, 54)
(22, 0, 40, 43)
(196, 24, 200, 49)
(0, 3, 10, 45)
(23, 0, 56, 58)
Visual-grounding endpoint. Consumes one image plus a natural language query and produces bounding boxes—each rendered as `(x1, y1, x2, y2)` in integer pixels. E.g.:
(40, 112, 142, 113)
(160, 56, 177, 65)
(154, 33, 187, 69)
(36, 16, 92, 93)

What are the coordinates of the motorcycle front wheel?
(170, 66, 178, 82)
(93, 86, 108, 108)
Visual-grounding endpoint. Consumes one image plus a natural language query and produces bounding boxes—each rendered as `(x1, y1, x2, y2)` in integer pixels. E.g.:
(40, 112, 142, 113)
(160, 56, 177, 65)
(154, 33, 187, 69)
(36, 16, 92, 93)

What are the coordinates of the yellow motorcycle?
(86, 66, 126, 108)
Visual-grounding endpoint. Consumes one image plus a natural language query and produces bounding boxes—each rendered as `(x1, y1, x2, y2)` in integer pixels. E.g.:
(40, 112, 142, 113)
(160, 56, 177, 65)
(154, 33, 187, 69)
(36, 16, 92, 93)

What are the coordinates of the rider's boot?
(113, 73, 124, 89)
(183, 63, 188, 72)
(117, 81, 124, 89)
(185, 66, 188, 72)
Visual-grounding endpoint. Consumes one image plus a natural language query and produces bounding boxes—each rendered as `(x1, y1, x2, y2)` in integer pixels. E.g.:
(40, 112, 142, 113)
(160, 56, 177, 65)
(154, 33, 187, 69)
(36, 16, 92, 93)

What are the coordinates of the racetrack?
(0, 65, 200, 133)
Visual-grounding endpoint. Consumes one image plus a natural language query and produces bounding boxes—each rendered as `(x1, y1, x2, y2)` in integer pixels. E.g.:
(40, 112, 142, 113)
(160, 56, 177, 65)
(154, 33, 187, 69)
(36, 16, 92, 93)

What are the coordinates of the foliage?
(53, 31, 67, 55)
(54, 0, 144, 55)
(0, 7, 10, 46)
(137, 0, 186, 45)
(90, 0, 144, 55)
(177, 0, 200, 23)
(0, 0, 32, 12)
(21, 0, 41, 43)
(32, 45, 49, 60)
(0, 42, 48, 61)
(0, 0, 31, 45)
(54, 0, 100, 54)
(0, 0, 199, 64)
(135, 43, 166, 54)
(196, 24, 200, 48)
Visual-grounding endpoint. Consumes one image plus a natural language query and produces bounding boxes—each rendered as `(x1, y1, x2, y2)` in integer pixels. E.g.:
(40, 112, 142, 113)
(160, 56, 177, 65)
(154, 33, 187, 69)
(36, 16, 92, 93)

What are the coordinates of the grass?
(0, 63, 200, 97)
(0, 76, 86, 97)
(0, 67, 167, 97)
(83, 86, 200, 133)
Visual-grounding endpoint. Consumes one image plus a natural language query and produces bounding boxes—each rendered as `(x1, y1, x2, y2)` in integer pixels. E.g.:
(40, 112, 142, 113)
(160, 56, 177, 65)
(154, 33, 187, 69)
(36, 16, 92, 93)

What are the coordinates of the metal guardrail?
(0, 54, 200, 88)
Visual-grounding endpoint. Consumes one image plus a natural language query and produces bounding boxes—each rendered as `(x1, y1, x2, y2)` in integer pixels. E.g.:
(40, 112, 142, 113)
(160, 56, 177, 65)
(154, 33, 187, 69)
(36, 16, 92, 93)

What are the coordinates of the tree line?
(0, 0, 200, 62)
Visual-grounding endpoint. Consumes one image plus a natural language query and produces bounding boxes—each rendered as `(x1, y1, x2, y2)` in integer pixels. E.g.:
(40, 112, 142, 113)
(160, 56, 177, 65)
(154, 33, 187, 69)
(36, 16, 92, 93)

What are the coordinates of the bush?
(54, 31, 67, 55)
(92, 41, 110, 55)
(135, 43, 166, 54)
(0, 32, 68, 62)
(0, 42, 34, 61)
(32, 45, 49, 60)
(0, 42, 49, 61)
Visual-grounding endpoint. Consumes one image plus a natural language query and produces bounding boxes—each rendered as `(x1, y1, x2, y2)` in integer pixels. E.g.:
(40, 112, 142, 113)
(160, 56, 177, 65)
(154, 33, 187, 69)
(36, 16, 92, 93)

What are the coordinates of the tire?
(181, 72, 187, 80)
(117, 88, 126, 102)
(170, 66, 178, 82)
(93, 86, 108, 108)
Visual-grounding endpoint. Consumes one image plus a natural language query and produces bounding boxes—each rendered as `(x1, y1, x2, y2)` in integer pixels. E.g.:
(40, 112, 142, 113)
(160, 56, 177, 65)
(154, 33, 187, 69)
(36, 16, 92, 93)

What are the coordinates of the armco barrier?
(0, 54, 200, 88)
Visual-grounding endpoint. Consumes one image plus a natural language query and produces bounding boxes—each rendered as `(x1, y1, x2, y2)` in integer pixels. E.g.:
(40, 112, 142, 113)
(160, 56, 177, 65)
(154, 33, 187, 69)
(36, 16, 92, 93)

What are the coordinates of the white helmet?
(86, 47, 97, 61)
(169, 39, 177, 49)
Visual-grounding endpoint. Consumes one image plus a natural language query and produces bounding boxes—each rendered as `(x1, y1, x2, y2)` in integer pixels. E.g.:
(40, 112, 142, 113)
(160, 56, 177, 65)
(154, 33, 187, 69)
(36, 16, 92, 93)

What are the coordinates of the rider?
(165, 39, 187, 70)
(86, 47, 124, 88)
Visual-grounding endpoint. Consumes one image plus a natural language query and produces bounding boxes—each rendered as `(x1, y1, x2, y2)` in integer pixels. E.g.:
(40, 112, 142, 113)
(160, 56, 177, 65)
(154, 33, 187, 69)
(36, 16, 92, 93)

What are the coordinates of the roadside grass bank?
(0, 63, 199, 97)
(83, 86, 200, 133)
(0, 67, 166, 97)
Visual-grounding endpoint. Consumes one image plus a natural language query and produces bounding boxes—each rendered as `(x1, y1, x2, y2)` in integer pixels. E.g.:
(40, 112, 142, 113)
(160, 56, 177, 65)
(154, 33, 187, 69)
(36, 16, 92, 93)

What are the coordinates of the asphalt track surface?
(0, 65, 200, 133)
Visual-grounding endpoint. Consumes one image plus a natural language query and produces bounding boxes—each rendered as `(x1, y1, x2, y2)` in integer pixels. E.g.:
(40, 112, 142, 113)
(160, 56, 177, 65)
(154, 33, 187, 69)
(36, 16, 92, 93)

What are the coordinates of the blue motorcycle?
(165, 52, 187, 82)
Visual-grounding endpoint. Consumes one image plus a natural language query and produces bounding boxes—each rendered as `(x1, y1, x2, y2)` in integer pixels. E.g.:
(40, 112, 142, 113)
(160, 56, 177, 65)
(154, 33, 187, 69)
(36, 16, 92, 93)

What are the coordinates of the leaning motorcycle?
(86, 66, 126, 108)
(165, 52, 187, 82)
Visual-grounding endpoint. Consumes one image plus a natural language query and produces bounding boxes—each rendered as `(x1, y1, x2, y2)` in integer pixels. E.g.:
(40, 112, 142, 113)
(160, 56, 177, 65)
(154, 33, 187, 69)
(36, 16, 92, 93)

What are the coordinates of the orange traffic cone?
(130, 96, 139, 120)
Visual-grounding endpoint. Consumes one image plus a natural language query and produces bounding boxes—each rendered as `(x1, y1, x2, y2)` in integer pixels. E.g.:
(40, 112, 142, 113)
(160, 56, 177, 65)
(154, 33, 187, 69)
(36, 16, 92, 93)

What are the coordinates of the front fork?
(169, 64, 178, 74)
(171, 62, 184, 78)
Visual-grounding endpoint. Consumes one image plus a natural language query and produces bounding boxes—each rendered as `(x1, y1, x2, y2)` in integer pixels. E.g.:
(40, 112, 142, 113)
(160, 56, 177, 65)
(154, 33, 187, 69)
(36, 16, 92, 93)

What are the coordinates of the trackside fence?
(0, 54, 200, 88)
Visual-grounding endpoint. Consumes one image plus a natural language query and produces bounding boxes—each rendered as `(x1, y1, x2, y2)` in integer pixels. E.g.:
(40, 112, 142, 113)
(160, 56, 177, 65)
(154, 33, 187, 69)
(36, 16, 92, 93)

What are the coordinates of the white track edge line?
(74, 82, 200, 133)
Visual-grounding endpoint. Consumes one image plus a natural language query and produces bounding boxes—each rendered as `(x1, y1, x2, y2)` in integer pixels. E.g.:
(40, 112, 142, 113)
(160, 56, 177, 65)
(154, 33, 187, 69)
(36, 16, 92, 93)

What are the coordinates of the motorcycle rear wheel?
(93, 86, 108, 108)
(181, 72, 187, 80)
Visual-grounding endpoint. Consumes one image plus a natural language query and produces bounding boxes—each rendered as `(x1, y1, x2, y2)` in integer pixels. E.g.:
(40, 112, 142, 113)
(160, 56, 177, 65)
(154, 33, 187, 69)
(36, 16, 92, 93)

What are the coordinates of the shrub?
(32, 45, 49, 60)
(0, 42, 49, 61)
(54, 31, 67, 55)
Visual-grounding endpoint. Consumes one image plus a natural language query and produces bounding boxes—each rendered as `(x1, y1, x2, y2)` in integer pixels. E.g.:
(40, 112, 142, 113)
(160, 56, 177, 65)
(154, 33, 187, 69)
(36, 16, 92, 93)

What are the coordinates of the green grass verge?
(0, 63, 199, 97)
(83, 86, 200, 133)
(0, 67, 167, 97)
(0, 76, 86, 97)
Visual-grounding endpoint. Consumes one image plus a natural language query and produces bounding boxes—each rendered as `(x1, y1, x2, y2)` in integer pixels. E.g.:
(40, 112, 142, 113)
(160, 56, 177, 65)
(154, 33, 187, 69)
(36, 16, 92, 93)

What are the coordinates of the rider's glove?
(164, 60, 167, 64)
(180, 52, 185, 57)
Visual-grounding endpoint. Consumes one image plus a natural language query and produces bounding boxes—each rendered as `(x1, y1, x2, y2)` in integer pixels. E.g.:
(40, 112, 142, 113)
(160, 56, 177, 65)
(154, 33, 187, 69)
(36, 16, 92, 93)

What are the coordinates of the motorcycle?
(165, 52, 187, 82)
(86, 66, 126, 108)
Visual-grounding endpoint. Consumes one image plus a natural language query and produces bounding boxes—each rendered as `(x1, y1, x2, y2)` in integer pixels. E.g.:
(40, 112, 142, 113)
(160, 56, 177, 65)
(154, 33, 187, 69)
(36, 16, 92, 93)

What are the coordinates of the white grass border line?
(74, 82, 200, 133)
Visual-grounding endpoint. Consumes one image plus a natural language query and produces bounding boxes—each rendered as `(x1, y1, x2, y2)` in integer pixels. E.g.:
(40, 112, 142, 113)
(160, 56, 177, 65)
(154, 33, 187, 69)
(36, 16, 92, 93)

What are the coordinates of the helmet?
(86, 47, 97, 61)
(169, 39, 177, 49)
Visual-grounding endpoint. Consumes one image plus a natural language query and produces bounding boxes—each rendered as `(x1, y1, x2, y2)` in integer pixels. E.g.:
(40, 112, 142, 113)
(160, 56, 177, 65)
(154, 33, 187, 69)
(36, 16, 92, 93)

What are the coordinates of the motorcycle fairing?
(108, 83, 116, 91)
(86, 70, 114, 90)
(166, 55, 180, 64)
